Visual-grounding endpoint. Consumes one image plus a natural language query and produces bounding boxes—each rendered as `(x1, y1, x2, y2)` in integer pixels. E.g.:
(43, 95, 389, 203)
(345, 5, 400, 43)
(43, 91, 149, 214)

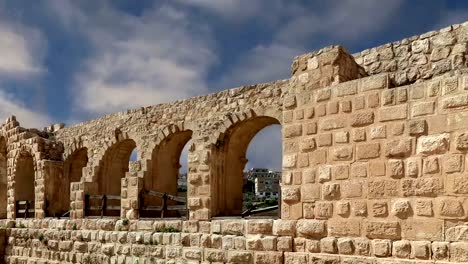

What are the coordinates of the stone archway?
(87, 139, 136, 217)
(14, 151, 35, 218)
(52, 147, 88, 217)
(142, 130, 192, 217)
(211, 116, 281, 216)
(97, 139, 136, 196)
(0, 137, 7, 218)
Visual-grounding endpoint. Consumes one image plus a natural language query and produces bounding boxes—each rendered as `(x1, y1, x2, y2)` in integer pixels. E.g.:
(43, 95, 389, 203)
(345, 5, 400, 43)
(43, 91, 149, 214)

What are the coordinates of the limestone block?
(442, 94, 468, 108)
(415, 200, 433, 216)
(296, 220, 326, 239)
(387, 159, 404, 178)
(318, 165, 331, 183)
(438, 198, 466, 219)
(373, 239, 391, 257)
(423, 156, 440, 174)
(253, 252, 283, 264)
(284, 253, 308, 264)
(315, 202, 333, 219)
(417, 133, 450, 155)
(366, 221, 401, 239)
(320, 237, 337, 254)
(284, 95, 296, 109)
(353, 128, 366, 142)
(184, 248, 203, 261)
(333, 165, 349, 179)
(353, 200, 368, 217)
(328, 220, 360, 237)
(379, 105, 407, 122)
(401, 178, 442, 197)
(322, 183, 340, 200)
(305, 239, 320, 253)
(412, 101, 435, 117)
(350, 163, 367, 178)
(331, 146, 353, 161)
(284, 124, 302, 138)
(432, 242, 449, 261)
(272, 220, 296, 236)
(276, 236, 292, 252)
(227, 250, 253, 264)
(351, 111, 374, 127)
(444, 154, 463, 173)
(337, 238, 354, 255)
(300, 137, 316, 152)
(361, 74, 388, 91)
(393, 240, 411, 259)
(283, 154, 297, 168)
(301, 184, 320, 202)
(221, 220, 245, 236)
(450, 242, 468, 262)
(406, 158, 420, 177)
(336, 201, 350, 216)
(356, 143, 380, 160)
(246, 220, 273, 235)
(385, 138, 412, 158)
(412, 241, 430, 259)
(317, 89, 331, 102)
(412, 39, 430, 53)
(317, 133, 332, 147)
(445, 225, 468, 242)
(341, 181, 363, 198)
(456, 132, 468, 150)
(431, 47, 451, 61)
(320, 116, 347, 131)
(409, 120, 426, 136)
(371, 201, 388, 217)
(282, 187, 300, 203)
(304, 122, 317, 135)
(368, 179, 398, 198)
(392, 199, 411, 218)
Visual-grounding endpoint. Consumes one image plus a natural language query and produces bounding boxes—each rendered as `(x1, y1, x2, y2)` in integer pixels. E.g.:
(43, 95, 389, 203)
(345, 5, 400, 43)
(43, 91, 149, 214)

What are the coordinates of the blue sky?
(1, 0, 468, 171)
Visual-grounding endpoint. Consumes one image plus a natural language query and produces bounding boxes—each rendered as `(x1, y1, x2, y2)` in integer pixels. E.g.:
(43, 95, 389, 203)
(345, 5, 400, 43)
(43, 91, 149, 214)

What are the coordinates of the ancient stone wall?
(353, 22, 468, 86)
(2, 218, 468, 263)
(2, 21, 468, 264)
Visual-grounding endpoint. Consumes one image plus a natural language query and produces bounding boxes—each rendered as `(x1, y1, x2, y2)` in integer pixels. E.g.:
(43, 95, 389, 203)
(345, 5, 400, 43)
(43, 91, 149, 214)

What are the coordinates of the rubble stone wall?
(353, 22, 468, 86)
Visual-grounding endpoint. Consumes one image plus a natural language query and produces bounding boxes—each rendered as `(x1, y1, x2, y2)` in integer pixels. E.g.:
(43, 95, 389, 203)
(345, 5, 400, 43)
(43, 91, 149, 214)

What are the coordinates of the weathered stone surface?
(365, 221, 401, 239)
(417, 133, 450, 155)
(296, 220, 327, 238)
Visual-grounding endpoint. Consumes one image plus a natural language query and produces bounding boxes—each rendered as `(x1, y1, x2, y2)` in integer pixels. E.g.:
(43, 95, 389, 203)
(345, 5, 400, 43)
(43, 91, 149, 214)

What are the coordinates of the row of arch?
(1, 113, 282, 219)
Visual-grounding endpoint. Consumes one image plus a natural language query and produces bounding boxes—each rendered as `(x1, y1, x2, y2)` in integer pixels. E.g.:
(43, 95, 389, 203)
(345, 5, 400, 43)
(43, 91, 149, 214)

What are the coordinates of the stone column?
(187, 139, 211, 220)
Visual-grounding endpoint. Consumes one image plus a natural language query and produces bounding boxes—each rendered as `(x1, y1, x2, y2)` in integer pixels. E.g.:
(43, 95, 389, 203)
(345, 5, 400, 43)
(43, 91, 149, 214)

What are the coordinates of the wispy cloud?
(51, 2, 217, 117)
(0, 89, 51, 128)
(0, 21, 46, 79)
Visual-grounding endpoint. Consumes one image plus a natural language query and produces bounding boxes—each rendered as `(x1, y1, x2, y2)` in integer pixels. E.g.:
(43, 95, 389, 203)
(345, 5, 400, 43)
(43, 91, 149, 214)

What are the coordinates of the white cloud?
(0, 22, 46, 78)
(65, 3, 217, 116)
(217, 44, 301, 89)
(173, 0, 291, 24)
(216, 0, 405, 89)
(0, 90, 51, 128)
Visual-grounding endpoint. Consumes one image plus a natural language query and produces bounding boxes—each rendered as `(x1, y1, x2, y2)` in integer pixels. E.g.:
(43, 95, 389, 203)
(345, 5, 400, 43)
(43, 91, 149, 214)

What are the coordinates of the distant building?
(246, 168, 281, 198)
(178, 173, 187, 192)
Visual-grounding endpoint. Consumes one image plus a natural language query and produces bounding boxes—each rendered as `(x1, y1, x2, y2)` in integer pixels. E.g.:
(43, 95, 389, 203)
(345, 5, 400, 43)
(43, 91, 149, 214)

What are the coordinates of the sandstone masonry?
(1, 22, 468, 263)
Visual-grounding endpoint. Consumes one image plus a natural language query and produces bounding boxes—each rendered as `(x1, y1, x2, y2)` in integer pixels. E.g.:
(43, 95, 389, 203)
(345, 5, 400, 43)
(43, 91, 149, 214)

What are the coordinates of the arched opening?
(15, 151, 35, 218)
(54, 147, 88, 217)
(243, 126, 282, 217)
(87, 139, 136, 217)
(141, 130, 192, 218)
(66, 148, 88, 183)
(0, 137, 7, 219)
(212, 116, 281, 217)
